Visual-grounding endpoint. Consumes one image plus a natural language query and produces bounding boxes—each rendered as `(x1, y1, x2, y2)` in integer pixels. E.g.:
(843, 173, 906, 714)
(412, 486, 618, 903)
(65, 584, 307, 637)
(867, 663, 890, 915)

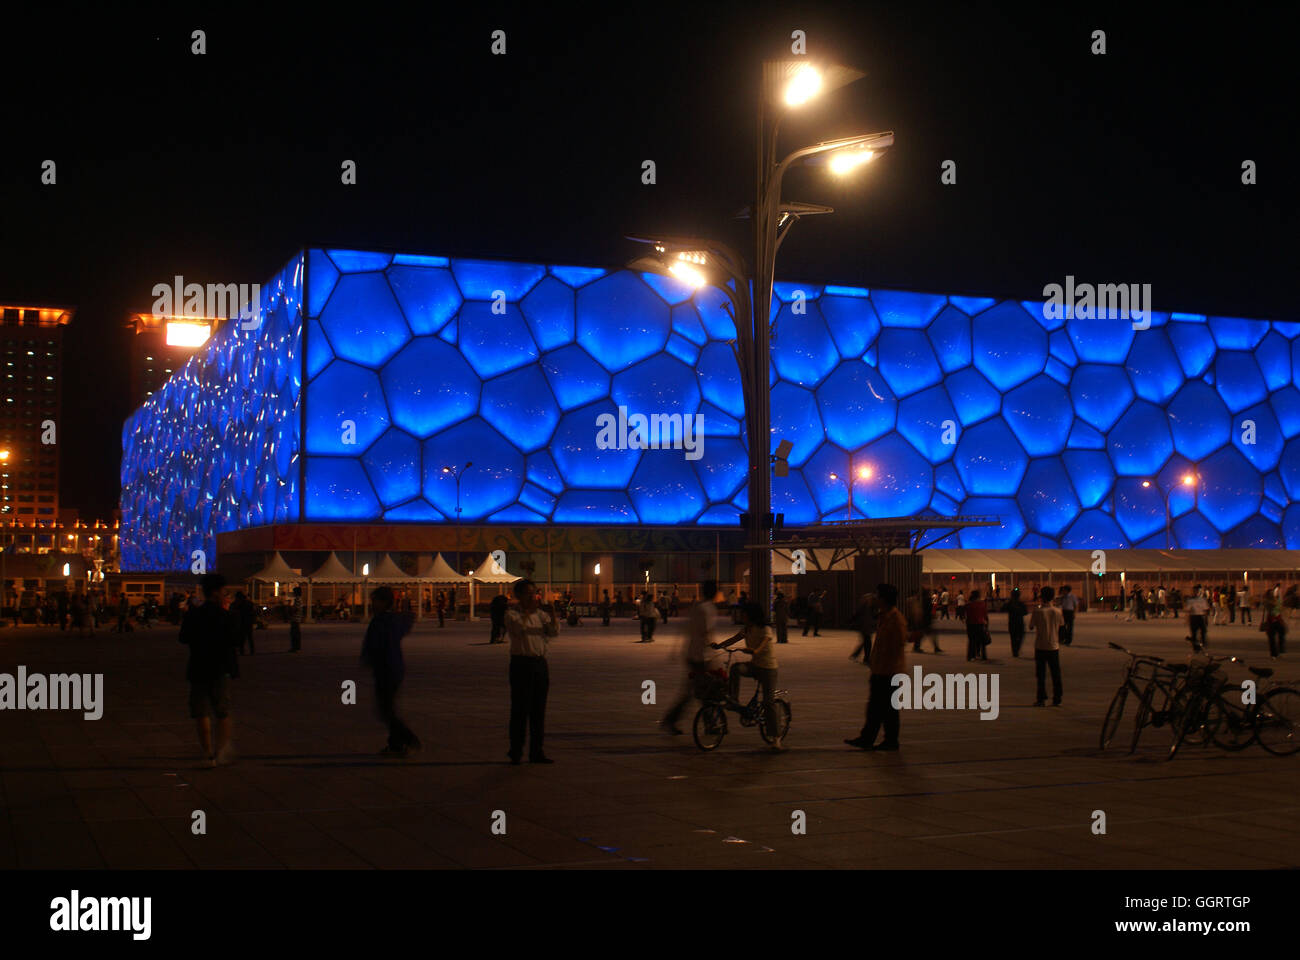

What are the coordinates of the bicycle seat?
(1249, 667, 1274, 678)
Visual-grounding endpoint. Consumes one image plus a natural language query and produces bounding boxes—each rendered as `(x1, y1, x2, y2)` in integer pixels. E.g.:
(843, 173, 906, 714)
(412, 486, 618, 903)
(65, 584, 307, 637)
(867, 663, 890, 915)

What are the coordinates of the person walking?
(435, 590, 447, 628)
(662, 580, 719, 735)
(637, 591, 657, 642)
(844, 583, 906, 752)
(231, 590, 255, 655)
(939, 588, 950, 620)
(1005, 587, 1027, 658)
(600, 589, 612, 627)
(1185, 585, 1210, 652)
(361, 586, 420, 757)
(1262, 593, 1287, 659)
(712, 601, 782, 750)
(178, 573, 240, 766)
(803, 589, 824, 637)
(965, 590, 989, 661)
(774, 589, 789, 643)
(504, 579, 558, 764)
(489, 591, 509, 643)
(909, 588, 941, 654)
(1237, 584, 1253, 626)
(955, 589, 966, 622)
(849, 591, 876, 662)
(1058, 584, 1077, 645)
(1030, 586, 1064, 706)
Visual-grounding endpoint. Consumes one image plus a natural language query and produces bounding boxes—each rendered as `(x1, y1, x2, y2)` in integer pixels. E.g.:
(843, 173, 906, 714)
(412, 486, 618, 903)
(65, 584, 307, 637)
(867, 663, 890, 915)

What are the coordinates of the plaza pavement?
(1, 610, 1297, 869)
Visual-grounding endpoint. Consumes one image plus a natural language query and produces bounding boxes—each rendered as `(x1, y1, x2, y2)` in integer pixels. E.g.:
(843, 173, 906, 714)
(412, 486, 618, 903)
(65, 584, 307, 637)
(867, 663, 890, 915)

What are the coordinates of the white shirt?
(685, 601, 715, 663)
(505, 608, 557, 657)
(1059, 593, 1077, 612)
(1185, 595, 1210, 616)
(1031, 605, 1064, 651)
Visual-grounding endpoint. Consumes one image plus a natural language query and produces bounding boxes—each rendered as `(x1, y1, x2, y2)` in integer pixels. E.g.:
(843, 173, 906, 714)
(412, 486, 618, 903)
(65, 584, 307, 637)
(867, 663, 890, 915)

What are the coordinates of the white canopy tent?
(468, 560, 520, 620)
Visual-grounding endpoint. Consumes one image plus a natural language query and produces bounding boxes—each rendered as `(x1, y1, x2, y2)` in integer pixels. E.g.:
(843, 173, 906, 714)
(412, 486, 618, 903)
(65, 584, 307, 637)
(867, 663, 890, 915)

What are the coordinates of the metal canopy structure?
(764, 515, 1003, 572)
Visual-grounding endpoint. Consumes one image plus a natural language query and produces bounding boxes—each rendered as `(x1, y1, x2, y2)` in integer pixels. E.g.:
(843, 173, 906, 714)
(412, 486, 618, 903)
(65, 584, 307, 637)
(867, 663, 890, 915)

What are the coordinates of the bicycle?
(1100, 642, 1174, 750)
(692, 648, 791, 751)
(1177, 660, 1300, 757)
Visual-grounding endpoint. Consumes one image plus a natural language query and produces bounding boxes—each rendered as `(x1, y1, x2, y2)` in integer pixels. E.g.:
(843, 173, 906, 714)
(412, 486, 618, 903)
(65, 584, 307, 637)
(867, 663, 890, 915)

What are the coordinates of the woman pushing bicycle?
(712, 602, 782, 750)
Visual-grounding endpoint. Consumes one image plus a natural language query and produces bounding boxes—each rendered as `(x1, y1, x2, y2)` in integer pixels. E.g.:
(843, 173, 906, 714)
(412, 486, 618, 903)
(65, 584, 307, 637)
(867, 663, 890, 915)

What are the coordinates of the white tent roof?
(417, 553, 470, 583)
(469, 560, 521, 583)
(369, 554, 413, 580)
(308, 552, 360, 583)
(248, 552, 304, 582)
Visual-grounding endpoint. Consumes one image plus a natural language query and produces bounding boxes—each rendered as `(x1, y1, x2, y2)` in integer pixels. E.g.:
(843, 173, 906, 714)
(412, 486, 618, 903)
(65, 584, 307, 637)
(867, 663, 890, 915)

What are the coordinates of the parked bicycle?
(1173, 658, 1300, 758)
(692, 648, 792, 751)
(1100, 642, 1179, 750)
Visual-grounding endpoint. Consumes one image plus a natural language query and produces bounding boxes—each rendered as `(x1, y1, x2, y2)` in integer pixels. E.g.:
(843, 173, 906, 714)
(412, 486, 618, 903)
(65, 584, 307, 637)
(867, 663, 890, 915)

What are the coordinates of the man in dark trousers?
(845, 583, 906, 751)
(504, 579, 558, 764)
(178, 573, 240, 766)
(600, 590, 612, 627)
(803, 589, 824, 637)
(1058, 584, 1077, 645)
(361, 586, 420, 757)
(489, 591, 509, 643)
(773, 589, 789, 644)
(231, 590, 255, 655)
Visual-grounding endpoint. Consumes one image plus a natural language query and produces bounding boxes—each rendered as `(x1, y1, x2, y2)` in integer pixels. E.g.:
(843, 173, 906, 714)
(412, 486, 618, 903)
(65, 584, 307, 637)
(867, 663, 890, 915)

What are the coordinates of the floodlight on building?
(165, 320, 212, 348)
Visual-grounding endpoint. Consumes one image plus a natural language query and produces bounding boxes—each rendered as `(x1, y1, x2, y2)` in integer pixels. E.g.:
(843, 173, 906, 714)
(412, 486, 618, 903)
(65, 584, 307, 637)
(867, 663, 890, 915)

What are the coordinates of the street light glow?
(829, 147, 876, 176)
(668, 260, 707, 288)
(1141, 480, 1151, 488)
(858, 466, 871, 480)
(784, 64, 823, 106)
(1182, 474, 1195, 486)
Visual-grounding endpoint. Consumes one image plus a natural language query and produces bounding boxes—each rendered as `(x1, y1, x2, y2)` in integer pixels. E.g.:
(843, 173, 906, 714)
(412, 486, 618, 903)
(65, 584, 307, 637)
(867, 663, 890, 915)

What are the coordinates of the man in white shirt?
(1237, 585, 1252, 625)
(504, 579, 559, 764)
(1185, 585, 1210, 652)
(662, 580, 720, 735)
(1031, 587, 1065, 706)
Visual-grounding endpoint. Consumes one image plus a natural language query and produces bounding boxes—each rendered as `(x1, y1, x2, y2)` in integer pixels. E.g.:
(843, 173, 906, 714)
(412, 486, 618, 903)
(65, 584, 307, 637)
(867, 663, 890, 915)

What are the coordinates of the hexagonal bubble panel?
(953, 418, 1029, 496)
(1062, 449, 1114, 509)
(944, 367, 1001, 427)
(1232, 402, 1283, 472)
(1107, 401, 1173, 476)
(772, 301, 839, 386)
(362, 428, 423, 507)
(926, 305, 972, 373)
(1171, 511, 1221, 548)
(948, 296, 995, 315)
(1271, 386, 1300, 438)
(1048, 329, 1077, 366)
(540, 344, 610, 411)
(1209, 315, 1269, 350)
(519, 275, 576, 351)
(526, 450, 564, 494)
(518, 482, 556, 517)
(387, 265, 462, 335)
(550, 265, 607, 288)
(1254, 331, 1292, 390)
(1126, 329, 1182, 404)
(1069, 363, 1135, 433)
(306, 360, 389, 455)
(773, 471, 818, 525)
(382, 337, 480, 439)
(1061, 509, 1128, 548)
(897, 384, 959, 464)
(671, 302, 707, 346)
(421, 418, 524, 519)
(552, 490, 638, 523)
(934, 461, 965, 500)
(639, 271, 696, 306)
(576, 271, 671, 373)
(1113, 477, 1171, 543)
(480, 365, 561, 453)
(306, 315, 334, 379)
(450, 259, 545, 300)
(458, 301, 538, 379)
(815, 362, 896, 452)
(1213, 351, 1267, 412)
(693, 437, 748, 502)
(1196, 445, 1262, 534)
(1002, 375, 1072, 457)
(873, 289, 946, 328)
(771, 381, 824, 467)
(1167, 321, 1216, 377)
(970, 302, 1048, 393)
(1021, 300, 1061, 332)
(1066, 315, 1135, 364)
(856, 434, 933, 517)
(666, 333, 700, 367)
(305, 457, 381, 520)
(1017, 458, 1079, 538)
(818, 293, 880, 359)
(611, 354, 701, 421)
(699, 401, 740, 438)
(307, 248, 339, 316)
(629, 450, 708, 523)
(1224, 516, 1283, 548)
(876, 327, 942, 397)
(957, 498, 1025, 548)
(550, 400, 642, 489)
(1167, 381, 1230, 460)
(317, 272, 411, 368)
(1067, 418, 1105, 449)
(696, 341, 744, 418)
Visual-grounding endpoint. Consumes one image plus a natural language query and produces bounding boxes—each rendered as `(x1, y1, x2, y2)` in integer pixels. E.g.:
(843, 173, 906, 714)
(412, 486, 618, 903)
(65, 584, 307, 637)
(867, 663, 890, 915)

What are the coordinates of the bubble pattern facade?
(120, 248, 1300, 570)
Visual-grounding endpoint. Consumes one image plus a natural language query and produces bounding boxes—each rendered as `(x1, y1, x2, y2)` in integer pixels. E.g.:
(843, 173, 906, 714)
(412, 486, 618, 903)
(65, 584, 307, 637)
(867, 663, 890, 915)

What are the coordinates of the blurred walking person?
(844, 583, 906, 752)
(231, 590, 255, 655)
(849, 590, 876, 662)
(637, 591, 657, 642)
(361, 586, 420, 757)
(489, 591, 508, 643)
(662, 580, 719, 735)
(178, 573, 240, 766)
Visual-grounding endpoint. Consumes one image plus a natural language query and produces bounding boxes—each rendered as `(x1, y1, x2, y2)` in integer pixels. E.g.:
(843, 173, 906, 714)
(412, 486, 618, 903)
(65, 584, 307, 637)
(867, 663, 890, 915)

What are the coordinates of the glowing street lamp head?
(784, 64, 823, 106)
(1141, 480, 1151, 488)
(1182, 474, 1195, 487)
(668, 259, 707, 289)
(829, 147, 876, 176)
(829, 472, 839, 481)
(858, 466, 871, 480)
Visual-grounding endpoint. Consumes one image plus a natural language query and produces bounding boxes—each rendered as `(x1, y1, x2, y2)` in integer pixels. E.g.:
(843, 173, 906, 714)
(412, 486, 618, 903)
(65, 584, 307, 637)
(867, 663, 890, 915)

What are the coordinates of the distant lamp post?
(829, 464, 873, 521)
(1141, 472, 1200, 549)
(441, 462, 474, 576)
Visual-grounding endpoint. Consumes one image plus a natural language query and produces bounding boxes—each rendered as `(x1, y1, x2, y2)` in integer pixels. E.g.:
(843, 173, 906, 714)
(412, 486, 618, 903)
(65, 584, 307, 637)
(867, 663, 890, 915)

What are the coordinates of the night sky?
(2, 5, 1292, 519)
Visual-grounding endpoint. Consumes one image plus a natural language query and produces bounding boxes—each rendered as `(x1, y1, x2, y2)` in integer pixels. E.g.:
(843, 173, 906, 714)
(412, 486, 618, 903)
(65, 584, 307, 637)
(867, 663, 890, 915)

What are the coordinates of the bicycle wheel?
(1177, 690, 1217, 747)
(1131, 684, 1179, 754)
(1207, 697, 1255, 751)
(1256, 687, 1300, 756)
(1168, 692, 1203, 761)
(1100, 684, 1130, 750)
(759, 699, 791, 744)
(692, 703, 727, 751)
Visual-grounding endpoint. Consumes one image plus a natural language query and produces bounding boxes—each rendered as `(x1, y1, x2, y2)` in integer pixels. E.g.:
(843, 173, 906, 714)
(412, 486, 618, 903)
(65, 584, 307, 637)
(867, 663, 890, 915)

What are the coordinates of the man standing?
(1058, 584, 1077, 645)
(844, 583, 906, 752)
(1237, 583, 1253, 626)
(803, 589, 824, 637)
(939, 588, 950, 620)
(1030, 587, 1064, 706)
(489, 591, 509, 643)
(773, 589, 789, 644)
(504, 579, 558, 764)
(600, 589, 612, 627)
(849, 591, 876, 662)
(231, 590, 255, 655)
(178, 573, 240, 766)
(1186, 585, 1210, 653)
(637, 591, 657, 642)
(1004, 588, 1027, 658)
(662, 580, 718, 735)
(361, 586, 420, 757)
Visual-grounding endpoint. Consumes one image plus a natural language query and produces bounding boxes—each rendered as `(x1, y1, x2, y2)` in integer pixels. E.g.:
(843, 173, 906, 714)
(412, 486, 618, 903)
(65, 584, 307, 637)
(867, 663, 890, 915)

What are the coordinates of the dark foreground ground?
(1, 611, 1297, 869)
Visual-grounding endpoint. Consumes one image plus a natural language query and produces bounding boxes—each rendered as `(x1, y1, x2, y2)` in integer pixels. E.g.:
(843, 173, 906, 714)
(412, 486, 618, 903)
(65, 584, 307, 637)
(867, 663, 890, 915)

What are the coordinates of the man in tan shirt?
(504, 579, 559, 764)
(845, 583, 907, 751)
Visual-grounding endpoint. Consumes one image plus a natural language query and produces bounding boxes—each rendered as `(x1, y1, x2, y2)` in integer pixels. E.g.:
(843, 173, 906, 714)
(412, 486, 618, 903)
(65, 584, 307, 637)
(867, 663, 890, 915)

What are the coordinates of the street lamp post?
(442, 462, 473, 614)
(829, 464, 873, 521)
(1142, 471, 1199, 549)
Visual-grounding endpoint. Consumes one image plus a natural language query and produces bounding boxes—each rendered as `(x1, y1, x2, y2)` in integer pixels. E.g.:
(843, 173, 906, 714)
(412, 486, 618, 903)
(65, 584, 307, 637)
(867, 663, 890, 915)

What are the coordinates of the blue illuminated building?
(120, 248, 1300, 571)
